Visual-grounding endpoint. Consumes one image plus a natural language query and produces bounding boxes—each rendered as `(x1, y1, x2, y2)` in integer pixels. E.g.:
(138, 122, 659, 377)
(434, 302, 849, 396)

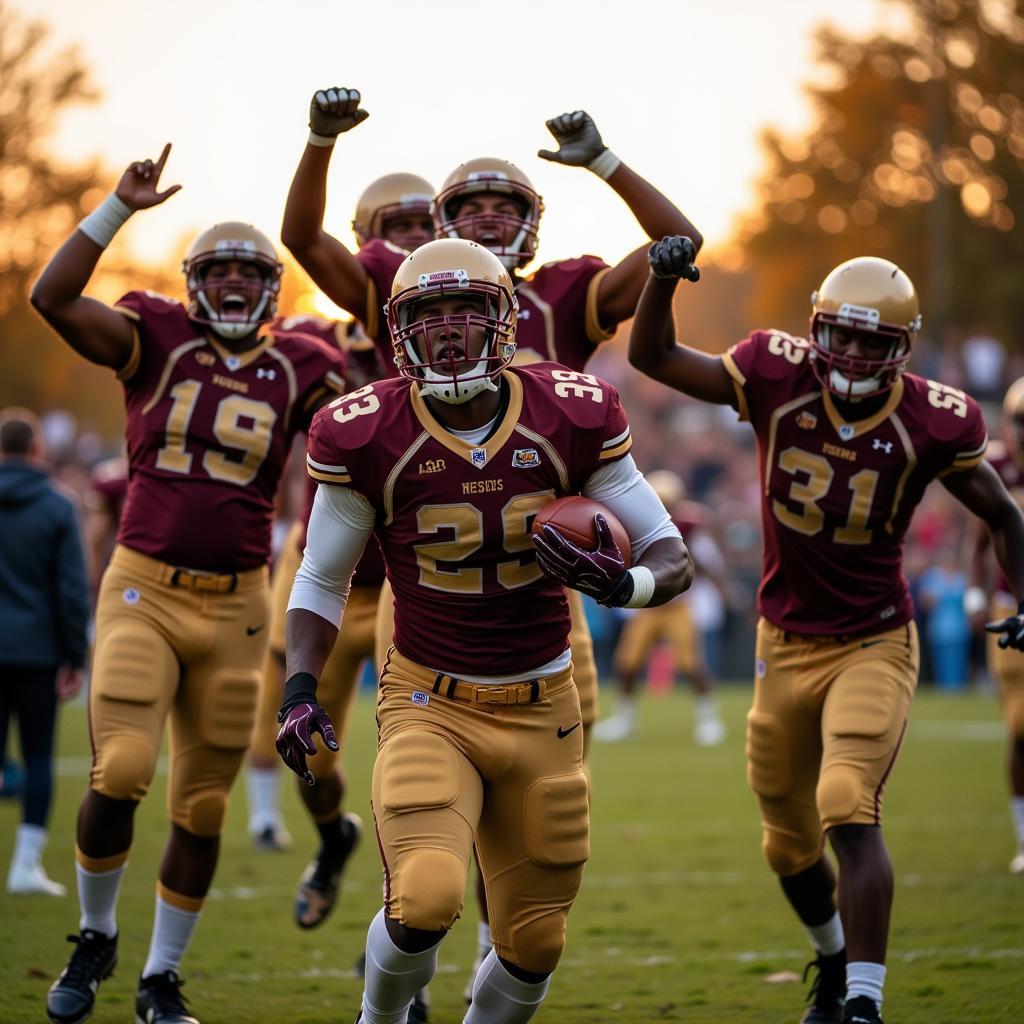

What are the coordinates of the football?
(532, 496, 632, 568)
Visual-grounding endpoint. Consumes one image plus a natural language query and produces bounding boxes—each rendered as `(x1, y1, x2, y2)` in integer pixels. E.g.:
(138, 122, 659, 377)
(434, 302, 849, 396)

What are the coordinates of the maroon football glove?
(532, 513, 634, 606)
(276, 672, 338, 786)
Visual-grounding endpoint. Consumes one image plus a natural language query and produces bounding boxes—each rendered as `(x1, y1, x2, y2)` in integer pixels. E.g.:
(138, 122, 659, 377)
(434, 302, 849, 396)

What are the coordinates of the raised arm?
(943, 461, 1024, 648)
(537, 110, 703, 326)
(280, 87, 372, 322)
(30, 144, 181, 368)
(627, 236, 736, 405)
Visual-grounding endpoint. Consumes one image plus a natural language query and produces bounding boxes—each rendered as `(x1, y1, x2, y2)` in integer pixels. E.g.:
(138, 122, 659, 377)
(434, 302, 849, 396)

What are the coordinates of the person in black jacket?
(0, 407, 89, 896)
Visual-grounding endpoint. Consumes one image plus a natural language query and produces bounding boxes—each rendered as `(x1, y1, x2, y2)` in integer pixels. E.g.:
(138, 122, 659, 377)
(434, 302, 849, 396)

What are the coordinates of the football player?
(967, 377, 1024, 874)
(628, 237, 1024, 1024)
(276, 238, 691, 1024)
(596, 469, 727, 745)
(282, 88, 704, 986)
(246, 174, 435, 956)
(30, 144, 347, 1024)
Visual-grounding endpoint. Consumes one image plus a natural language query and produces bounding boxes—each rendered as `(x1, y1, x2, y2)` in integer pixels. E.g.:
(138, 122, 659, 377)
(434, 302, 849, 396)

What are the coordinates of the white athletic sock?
(12, 823, 48, 867)
(361, 908, 440, 1024)
(695, 694, 718, 720)
(142, 893, 201, 978)
(618, 693, 637, 725)
(806, 911, 845, 956)
(846, 961, 885, 1009)
(77, 862, 125, 938)
(246, 766, 282, 833)
(476, 921, 493, 960)
(464, 950, 550, 1024)
(1011, 796, 1024, 847)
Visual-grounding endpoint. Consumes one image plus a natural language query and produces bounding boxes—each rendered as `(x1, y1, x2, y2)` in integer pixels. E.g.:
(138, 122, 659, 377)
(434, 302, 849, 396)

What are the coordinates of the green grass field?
(1, 687, 1022, 1023)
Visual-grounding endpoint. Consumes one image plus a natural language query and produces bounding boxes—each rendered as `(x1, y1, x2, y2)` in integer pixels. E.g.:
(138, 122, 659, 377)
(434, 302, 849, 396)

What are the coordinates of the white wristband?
(587, 149, 622, 181)
(79, 193, 133, 249)
(308, 130, 337, 148)
(623, 565, 656, 608)
(963, 586, 988, 617)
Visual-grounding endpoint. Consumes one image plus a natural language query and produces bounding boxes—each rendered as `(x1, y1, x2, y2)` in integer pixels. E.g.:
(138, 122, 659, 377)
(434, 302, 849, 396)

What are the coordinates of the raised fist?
(648, 235, 701, 283)
(309, 87, 369, 139)
(537, 110, 606, 166)
(114, 143, 181, 212)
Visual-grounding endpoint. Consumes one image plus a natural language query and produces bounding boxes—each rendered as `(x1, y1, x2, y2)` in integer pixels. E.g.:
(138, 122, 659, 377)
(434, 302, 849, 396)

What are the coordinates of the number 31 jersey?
(722, 330, 987, 637)
(114, 291, 347, 573)
(306, 364, 633, 677)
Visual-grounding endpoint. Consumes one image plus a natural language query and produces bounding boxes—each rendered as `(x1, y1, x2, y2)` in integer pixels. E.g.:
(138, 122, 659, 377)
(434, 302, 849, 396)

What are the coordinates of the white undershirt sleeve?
(582, 455, 682, 561)
(287, 484, 375, 626)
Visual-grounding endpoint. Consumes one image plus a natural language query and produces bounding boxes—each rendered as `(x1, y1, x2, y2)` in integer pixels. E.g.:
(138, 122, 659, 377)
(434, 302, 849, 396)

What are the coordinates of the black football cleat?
(799, 950, 846, 1024)
(135, 970, 199, 1024)
(47, 929, 118, 1024)
(842, 995, 883, 1024)
(294, 812, 362, 929)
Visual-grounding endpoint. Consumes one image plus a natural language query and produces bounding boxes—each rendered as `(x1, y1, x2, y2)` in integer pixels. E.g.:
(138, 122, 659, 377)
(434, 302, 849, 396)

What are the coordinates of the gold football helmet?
(432, 158, 543, 270)
(646, 469, 685, 510)
(386, 238, 517, 404)
(352, 172, 435, 247)
(182, 222, 282, 340)
(810, 256, 921, 398)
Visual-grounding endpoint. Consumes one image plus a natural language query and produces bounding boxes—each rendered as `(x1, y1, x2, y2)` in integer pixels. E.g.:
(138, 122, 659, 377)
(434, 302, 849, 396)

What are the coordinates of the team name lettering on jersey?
(463, 479, 504, 495)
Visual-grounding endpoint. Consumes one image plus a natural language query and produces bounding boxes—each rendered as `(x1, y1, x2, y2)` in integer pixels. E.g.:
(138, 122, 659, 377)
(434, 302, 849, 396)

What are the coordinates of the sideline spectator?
(0, 407, 89, 896)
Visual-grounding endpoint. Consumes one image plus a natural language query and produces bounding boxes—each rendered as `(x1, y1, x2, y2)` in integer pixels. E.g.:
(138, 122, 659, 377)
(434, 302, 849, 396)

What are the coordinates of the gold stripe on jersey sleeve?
(599, 435, 633, 461)
(720, 350, 750, 422)
(141, 339, 206, 415)
(515, 284, 557, 362)
(308, 468, 353, 485)
(513, 424, 569, 490)
(584, 266, 615, 344)
(937, 448, 987, 478)
(884, 413, 918, 534)
(763, 393, 819, 496)
(115, 324, 143, 381)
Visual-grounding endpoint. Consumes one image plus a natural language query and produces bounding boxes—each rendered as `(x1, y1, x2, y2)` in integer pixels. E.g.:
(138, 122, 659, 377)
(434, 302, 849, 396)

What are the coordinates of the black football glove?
(537, 110, 607, 166)
(309, 87, 369, 139)
(648, 235, 700, 283)
(985, 601, 1024, 651)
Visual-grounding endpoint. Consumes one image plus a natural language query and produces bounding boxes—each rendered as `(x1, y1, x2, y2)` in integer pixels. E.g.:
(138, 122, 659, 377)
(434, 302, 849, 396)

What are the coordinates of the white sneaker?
(1010, 850, 1024, 874)
(6, 860, 66, 896)
(593, 712, 635, 742)
(251, 821, 292, 852)
(694, 715, 726, 747)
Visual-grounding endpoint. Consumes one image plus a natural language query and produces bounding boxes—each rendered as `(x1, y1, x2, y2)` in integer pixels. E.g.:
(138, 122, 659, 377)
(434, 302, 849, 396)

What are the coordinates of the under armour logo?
(872, 439, 893, 454)
(256, 368, 276, 380)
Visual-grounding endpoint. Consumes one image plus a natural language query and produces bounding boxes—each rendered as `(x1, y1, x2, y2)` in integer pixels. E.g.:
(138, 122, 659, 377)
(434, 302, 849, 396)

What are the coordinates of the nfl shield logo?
(471, 448, 487, 468)
(839, 424, 855, 441)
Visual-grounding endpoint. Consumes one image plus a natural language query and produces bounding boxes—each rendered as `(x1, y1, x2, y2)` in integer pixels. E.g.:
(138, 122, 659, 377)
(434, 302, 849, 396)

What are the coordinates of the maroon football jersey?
(985, 439, 1024, 596)
(114, 291, 346, 572)
(307, 364, 632, 675)
(356, 242, 613, 374)
(722, 330, 988, 637)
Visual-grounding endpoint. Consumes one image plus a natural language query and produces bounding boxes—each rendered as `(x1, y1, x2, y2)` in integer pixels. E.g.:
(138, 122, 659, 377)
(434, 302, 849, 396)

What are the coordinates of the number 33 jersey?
(306, 364, 633, 677)
(114, 291, 347, 572)
(723, 330, 988, 637)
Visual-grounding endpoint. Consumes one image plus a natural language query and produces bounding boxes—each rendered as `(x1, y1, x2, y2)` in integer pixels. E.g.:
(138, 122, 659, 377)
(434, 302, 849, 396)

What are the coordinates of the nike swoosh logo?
(860, 639, 886, 648)
(246, 624, 265, 636)
(557, 722, 581, 739)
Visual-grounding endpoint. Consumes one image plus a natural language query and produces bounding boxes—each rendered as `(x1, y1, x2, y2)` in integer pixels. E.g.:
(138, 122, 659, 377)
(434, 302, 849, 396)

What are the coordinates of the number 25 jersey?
(722, 330, 987, 637)
(306, 364, 632, 677)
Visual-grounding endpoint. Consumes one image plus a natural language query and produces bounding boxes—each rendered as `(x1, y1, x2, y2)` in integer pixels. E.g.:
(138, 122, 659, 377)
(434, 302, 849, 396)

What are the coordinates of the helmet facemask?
(433, 177, 541, 272)
(810, 304, 915, 400)
(184, 243, 282, 341)
(388, 270, 517, 405)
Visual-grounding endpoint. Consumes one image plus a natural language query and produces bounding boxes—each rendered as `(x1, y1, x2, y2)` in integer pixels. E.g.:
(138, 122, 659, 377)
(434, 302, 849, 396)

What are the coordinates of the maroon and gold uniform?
(984, 440, 1024, 736)
(306, 363, 631, 971)
(721, 328, 987, 874)
(89, 291, 345, 835)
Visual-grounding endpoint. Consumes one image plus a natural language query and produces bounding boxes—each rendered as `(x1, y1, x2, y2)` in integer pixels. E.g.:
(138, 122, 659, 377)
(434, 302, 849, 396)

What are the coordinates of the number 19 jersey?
(723, 330, 987, 637)
(306, 364, 632, 677)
